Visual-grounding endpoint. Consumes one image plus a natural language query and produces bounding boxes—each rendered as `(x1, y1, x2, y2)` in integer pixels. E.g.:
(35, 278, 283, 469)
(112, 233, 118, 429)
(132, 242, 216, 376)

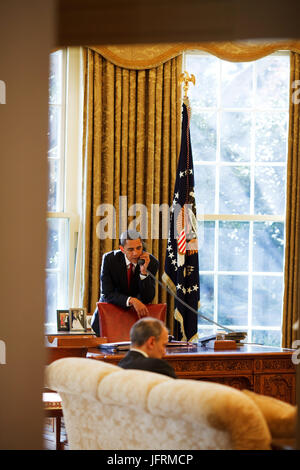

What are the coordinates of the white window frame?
(183, 50, 289, 345)
(46, 47, 84, 327)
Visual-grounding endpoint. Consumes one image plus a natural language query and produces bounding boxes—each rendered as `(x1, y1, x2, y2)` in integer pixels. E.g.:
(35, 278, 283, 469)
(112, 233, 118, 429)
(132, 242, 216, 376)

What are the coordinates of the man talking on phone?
(91, 230, 159, 336)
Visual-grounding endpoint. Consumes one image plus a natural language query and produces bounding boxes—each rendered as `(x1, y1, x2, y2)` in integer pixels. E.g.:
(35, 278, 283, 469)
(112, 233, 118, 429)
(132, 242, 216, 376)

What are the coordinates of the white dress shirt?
(124, 253, 147, 307)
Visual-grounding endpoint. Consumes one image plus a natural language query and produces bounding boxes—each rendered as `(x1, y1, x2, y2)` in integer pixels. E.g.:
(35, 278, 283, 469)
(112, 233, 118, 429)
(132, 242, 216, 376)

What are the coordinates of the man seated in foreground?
(118, 317, 177, 379)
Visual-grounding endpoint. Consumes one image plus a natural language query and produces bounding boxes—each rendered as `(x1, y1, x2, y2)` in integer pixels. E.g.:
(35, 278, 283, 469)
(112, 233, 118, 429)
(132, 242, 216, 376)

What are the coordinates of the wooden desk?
(87, 344, 296, 404)
(43, 392, 63, 450)
(45, 331, 107, 365)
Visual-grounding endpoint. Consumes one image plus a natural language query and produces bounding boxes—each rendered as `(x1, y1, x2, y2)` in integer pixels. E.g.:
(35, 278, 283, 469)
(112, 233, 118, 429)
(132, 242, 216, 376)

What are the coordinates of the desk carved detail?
(255, 358, 295, 371)
(172, 359, 253, 373)
(255, 374, 295, 404)
(202, 375, 253, 391)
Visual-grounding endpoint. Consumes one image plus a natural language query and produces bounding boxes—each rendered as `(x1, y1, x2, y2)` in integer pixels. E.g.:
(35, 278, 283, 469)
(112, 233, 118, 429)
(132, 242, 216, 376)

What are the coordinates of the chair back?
(97, 303, 166, 342)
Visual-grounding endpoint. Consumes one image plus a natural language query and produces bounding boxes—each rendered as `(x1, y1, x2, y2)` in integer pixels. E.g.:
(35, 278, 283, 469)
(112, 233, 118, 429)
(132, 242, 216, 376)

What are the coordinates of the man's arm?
(137, 255, 159, 304)
(100, 252, 129, 308)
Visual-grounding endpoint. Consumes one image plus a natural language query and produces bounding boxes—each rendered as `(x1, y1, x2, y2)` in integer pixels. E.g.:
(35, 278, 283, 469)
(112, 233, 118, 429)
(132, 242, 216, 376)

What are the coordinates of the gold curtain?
(282, 52, 300, 348)
(82, 48, 182, 331)
(89, 40, 300, 68)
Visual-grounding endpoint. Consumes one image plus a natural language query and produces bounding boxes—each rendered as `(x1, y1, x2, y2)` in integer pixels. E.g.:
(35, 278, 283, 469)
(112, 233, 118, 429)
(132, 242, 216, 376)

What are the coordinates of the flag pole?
(163, 70, 200, 342)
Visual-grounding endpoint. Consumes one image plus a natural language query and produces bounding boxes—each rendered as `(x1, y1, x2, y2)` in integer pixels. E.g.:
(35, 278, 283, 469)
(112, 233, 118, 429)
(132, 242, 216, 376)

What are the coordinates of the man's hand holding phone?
(138, 251, 150, 276)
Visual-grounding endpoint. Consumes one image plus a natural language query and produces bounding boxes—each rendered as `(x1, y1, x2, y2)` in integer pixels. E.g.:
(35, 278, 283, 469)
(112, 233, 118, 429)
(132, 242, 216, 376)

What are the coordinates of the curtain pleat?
(282, 52, 300, 348)
(82, 48, 182, 332)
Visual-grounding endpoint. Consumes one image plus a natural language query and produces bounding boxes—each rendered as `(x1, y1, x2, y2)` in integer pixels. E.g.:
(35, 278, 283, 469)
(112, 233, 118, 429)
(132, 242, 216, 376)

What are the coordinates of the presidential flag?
(162, 101, 200, 342)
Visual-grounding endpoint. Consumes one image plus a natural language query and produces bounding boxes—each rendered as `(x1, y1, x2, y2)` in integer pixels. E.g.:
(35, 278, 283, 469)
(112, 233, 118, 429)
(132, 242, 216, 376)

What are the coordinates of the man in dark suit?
(92, 230, 159, 336)
(118, 317, 177, 378)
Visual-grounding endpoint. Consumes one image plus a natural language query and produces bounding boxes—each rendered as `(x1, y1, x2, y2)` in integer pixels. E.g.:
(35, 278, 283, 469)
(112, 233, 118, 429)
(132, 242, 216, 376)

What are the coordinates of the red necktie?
(127, 263, 133, 288)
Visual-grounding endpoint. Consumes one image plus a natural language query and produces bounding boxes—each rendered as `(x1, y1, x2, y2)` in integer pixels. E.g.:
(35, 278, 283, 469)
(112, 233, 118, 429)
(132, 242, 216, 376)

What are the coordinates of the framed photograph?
(86, 314, 93, 332)
(69, 308, 87, 331)
(56, 309, 70, 332)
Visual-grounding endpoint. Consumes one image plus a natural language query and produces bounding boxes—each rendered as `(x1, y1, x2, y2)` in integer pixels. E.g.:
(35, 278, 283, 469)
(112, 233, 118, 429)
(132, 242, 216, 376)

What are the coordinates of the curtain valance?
(88, 40, 300, 69)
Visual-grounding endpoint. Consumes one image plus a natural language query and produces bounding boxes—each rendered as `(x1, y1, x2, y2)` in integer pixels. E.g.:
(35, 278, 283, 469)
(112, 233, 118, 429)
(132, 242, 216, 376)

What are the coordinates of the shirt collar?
(130, 348, 148, 358)
(123, 252, 137, 268)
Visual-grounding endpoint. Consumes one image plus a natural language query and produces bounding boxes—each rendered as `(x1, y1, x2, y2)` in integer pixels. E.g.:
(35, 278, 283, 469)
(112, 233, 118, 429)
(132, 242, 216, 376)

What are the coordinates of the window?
(184, 51, 290, 346)
(46, 48, 83, 327)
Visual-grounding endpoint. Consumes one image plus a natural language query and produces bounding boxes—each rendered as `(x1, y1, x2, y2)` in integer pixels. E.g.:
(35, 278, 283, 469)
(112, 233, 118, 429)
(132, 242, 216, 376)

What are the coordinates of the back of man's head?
(130, 317, 164, 346)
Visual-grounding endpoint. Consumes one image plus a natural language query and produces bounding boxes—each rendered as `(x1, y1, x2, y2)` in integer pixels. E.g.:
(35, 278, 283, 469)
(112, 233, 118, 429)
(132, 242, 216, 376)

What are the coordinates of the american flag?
(162, 102, 200, 342)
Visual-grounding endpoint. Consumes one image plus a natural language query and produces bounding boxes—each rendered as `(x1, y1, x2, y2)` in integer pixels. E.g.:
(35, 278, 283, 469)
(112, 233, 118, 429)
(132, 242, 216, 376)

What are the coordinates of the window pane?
(45, 272, 58, 325)
(252, 329, 281, 348)
(187, 55, 218, 108)
(218, 275, 248, 326)
(252, 276, 283, 326)
(198, 327, 216, 337)
(220, 111, 251, 162)
(219, 222, 249, 271)
(46, 218, 69, 272)
(47, 50, 67, 327)
(255, 112, 288, 162)
(186, 51, 289, 346)
(253, 222, 284, 272)
(49, 50, 62, 105)
(47, 159, 59, 212)
(255, 55, 290, 109)
(191, 111, 217, 162)
(254, 166, 286, 215)
(48, 105, 62, 211)
(219, 166, 250, 214)
(221, 60, 253, 108)
(48, 50, 64, 214)
(47, 218, 60, 269)
(198, 221, 215, 270)
(46, 218, 69, 324)
(194, 165, 215, 213)
(48, 105, 61, 158)
(198, 274, 214, 326)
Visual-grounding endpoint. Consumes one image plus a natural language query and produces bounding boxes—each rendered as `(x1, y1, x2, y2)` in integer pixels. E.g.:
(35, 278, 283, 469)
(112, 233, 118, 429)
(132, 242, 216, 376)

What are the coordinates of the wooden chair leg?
(56, 416, 62, 450)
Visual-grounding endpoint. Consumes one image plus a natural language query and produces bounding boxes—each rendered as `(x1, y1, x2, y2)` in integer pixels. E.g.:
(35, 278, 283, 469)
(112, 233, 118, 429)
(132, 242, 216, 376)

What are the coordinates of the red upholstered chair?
(97, 302, 167, 343)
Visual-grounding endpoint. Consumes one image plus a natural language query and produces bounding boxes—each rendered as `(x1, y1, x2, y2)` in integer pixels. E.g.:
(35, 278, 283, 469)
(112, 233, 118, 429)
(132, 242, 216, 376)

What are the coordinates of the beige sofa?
(45, 357, 296, 450)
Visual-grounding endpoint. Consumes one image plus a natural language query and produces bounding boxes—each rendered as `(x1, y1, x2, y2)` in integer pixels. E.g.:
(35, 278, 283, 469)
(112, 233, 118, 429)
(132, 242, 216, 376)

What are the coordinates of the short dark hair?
(130, 317, 166, 346)
(119, 230, 144, 248)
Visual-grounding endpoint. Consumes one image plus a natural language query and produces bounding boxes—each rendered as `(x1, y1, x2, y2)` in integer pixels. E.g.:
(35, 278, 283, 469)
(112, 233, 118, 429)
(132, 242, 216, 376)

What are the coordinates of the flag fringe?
(162, 271, 176, 294)
(174, 308, 198, 343)
(163, 269, 200, 343)
(174, 307, 187, 341)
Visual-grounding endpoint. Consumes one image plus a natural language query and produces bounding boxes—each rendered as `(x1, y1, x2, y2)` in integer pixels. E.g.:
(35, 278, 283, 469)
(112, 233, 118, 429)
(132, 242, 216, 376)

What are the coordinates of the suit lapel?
(115, 250, 129, 293)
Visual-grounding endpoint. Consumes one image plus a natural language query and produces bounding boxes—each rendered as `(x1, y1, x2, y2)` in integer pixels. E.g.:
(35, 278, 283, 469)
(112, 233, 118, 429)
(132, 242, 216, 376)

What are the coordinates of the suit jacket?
(91, 250, 159, 336)
(118, 350, 177, 379)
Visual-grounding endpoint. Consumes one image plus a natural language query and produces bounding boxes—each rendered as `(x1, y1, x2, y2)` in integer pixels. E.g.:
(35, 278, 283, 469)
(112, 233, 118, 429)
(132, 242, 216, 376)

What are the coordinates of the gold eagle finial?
(179, 71, 196, 102)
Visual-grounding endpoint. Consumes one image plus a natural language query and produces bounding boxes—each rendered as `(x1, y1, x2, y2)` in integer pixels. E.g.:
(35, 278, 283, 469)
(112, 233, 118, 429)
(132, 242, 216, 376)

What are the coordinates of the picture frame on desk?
(70, 308, 87, 332)
(86, 314, 93, 332)
(56, 309, 70, 331)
